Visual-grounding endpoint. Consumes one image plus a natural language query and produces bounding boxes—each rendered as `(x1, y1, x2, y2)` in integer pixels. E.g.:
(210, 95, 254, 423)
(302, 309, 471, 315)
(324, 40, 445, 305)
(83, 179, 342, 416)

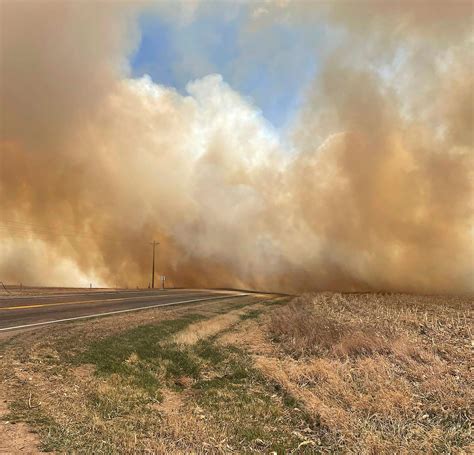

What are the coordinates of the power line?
(0, 220, 130, 244)
(1, 218, 87, 228)
(0, 229, 123, 244)
(0, 219, 118, 237)
(0, 219, 103, 234)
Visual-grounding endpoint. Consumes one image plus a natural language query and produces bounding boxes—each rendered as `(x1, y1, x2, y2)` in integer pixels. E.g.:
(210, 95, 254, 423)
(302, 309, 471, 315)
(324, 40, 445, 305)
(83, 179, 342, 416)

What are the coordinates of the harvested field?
(263, 293, 473, 453)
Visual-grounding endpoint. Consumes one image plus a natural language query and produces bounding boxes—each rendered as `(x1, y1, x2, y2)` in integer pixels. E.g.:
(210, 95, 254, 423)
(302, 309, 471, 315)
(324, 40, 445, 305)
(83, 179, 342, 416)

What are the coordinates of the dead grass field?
(263, 293, 473, 453)
(0, 292, 472, 453)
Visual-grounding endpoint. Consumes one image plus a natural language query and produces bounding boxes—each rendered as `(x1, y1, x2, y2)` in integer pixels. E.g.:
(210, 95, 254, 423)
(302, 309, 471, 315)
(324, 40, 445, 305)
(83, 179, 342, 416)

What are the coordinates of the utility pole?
(150, 241, 159, 288)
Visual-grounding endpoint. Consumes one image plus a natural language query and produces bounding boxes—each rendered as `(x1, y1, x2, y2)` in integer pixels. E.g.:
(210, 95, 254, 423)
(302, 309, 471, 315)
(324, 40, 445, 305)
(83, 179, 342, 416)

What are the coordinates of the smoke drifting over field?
(0, 1, 472, 293)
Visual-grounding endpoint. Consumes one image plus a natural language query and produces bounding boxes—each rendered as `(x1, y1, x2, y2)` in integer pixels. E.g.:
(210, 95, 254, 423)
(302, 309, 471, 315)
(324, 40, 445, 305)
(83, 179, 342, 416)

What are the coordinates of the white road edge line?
(0, 294, 247, 332)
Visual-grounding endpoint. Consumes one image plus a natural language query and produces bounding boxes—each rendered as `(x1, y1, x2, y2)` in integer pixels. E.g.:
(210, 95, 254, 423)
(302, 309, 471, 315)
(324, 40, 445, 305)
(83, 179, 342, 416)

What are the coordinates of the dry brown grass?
(261, 292, 473, 453)
(269, 294, 403, 359)
(174, 305, 263, 345)
(269, 298, 342, 357)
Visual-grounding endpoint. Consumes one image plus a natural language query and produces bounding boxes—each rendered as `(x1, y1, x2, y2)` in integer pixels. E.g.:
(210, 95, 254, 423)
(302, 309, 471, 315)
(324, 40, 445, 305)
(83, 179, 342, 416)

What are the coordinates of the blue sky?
(130, 6, 322, 129)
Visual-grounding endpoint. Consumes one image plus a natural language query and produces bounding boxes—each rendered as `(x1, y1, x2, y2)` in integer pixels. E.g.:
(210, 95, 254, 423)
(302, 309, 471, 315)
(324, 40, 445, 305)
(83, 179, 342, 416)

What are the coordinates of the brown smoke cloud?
(0, 1, 472, 293)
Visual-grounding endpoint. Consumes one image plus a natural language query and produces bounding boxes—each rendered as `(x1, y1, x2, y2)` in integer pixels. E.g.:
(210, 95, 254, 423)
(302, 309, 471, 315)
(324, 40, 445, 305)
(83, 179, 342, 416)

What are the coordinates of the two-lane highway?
(0, 289, 245, 332)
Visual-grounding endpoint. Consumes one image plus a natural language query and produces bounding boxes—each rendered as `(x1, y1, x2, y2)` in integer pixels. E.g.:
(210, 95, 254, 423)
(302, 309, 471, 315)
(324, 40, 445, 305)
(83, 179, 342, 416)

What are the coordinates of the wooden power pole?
(150, 241, 159, 288)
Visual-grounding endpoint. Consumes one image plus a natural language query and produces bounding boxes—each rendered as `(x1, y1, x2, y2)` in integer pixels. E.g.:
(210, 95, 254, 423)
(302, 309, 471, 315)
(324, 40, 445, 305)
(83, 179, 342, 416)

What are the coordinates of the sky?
(130, 4, 321, 129)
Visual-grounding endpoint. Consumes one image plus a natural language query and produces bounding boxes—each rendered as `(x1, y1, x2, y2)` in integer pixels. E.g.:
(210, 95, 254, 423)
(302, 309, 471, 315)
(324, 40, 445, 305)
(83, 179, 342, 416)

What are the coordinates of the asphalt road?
(0, 289, 244, 332)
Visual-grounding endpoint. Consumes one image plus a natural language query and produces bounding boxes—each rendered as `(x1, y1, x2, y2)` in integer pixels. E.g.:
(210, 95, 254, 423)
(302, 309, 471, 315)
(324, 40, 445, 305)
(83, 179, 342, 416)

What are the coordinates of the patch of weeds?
(260, 297, 292, 308)
(190, 343, 312, 452)
(88, 382, 154, 420)
(5, 397, 67, 453)
(0, 336, 17, 353)
(76, 314, 203, 373)
(159, 343, 200, 379)
(240, 309, 263, 320)
(194, 339, 226, 363)
(211, 300, 255, 314)
(6, 398, 56, 427)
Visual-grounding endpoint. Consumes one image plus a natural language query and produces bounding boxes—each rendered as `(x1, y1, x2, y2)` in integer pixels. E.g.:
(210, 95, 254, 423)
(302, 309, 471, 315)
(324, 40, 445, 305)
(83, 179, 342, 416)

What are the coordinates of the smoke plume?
(0, 1, 472, 293)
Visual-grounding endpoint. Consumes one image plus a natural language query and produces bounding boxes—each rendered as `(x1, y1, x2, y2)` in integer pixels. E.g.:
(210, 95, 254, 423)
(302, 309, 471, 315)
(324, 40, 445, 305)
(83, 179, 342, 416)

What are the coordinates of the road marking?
(0, 288, 189, 301)
(0, 294, 247, 332)
(0, 292, 211, 311)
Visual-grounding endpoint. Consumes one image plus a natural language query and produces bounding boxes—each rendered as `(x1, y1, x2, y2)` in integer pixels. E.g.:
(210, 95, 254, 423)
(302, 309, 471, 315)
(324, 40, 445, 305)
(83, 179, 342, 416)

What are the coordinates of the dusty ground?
(0, 391, 46, 454)
(0, 292, 472, 453)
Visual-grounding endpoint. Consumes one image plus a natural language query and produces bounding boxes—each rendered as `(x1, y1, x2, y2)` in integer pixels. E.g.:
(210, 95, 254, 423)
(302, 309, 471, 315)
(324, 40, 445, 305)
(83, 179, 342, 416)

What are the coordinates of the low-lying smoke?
(0, 1, 472, 294)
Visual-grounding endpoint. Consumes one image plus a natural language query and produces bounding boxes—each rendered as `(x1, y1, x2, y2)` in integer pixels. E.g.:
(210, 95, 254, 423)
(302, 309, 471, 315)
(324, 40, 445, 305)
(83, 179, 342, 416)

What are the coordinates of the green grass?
(240, 308, 264, 320)
(190, 342, 315, 452)
(77, 314, 203, 371)
(75, 314, 204, 394)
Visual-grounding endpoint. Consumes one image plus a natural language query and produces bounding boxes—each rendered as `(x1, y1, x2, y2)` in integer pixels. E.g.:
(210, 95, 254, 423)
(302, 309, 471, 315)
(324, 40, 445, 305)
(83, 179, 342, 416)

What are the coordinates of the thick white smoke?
(0, 1, 472, 293)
